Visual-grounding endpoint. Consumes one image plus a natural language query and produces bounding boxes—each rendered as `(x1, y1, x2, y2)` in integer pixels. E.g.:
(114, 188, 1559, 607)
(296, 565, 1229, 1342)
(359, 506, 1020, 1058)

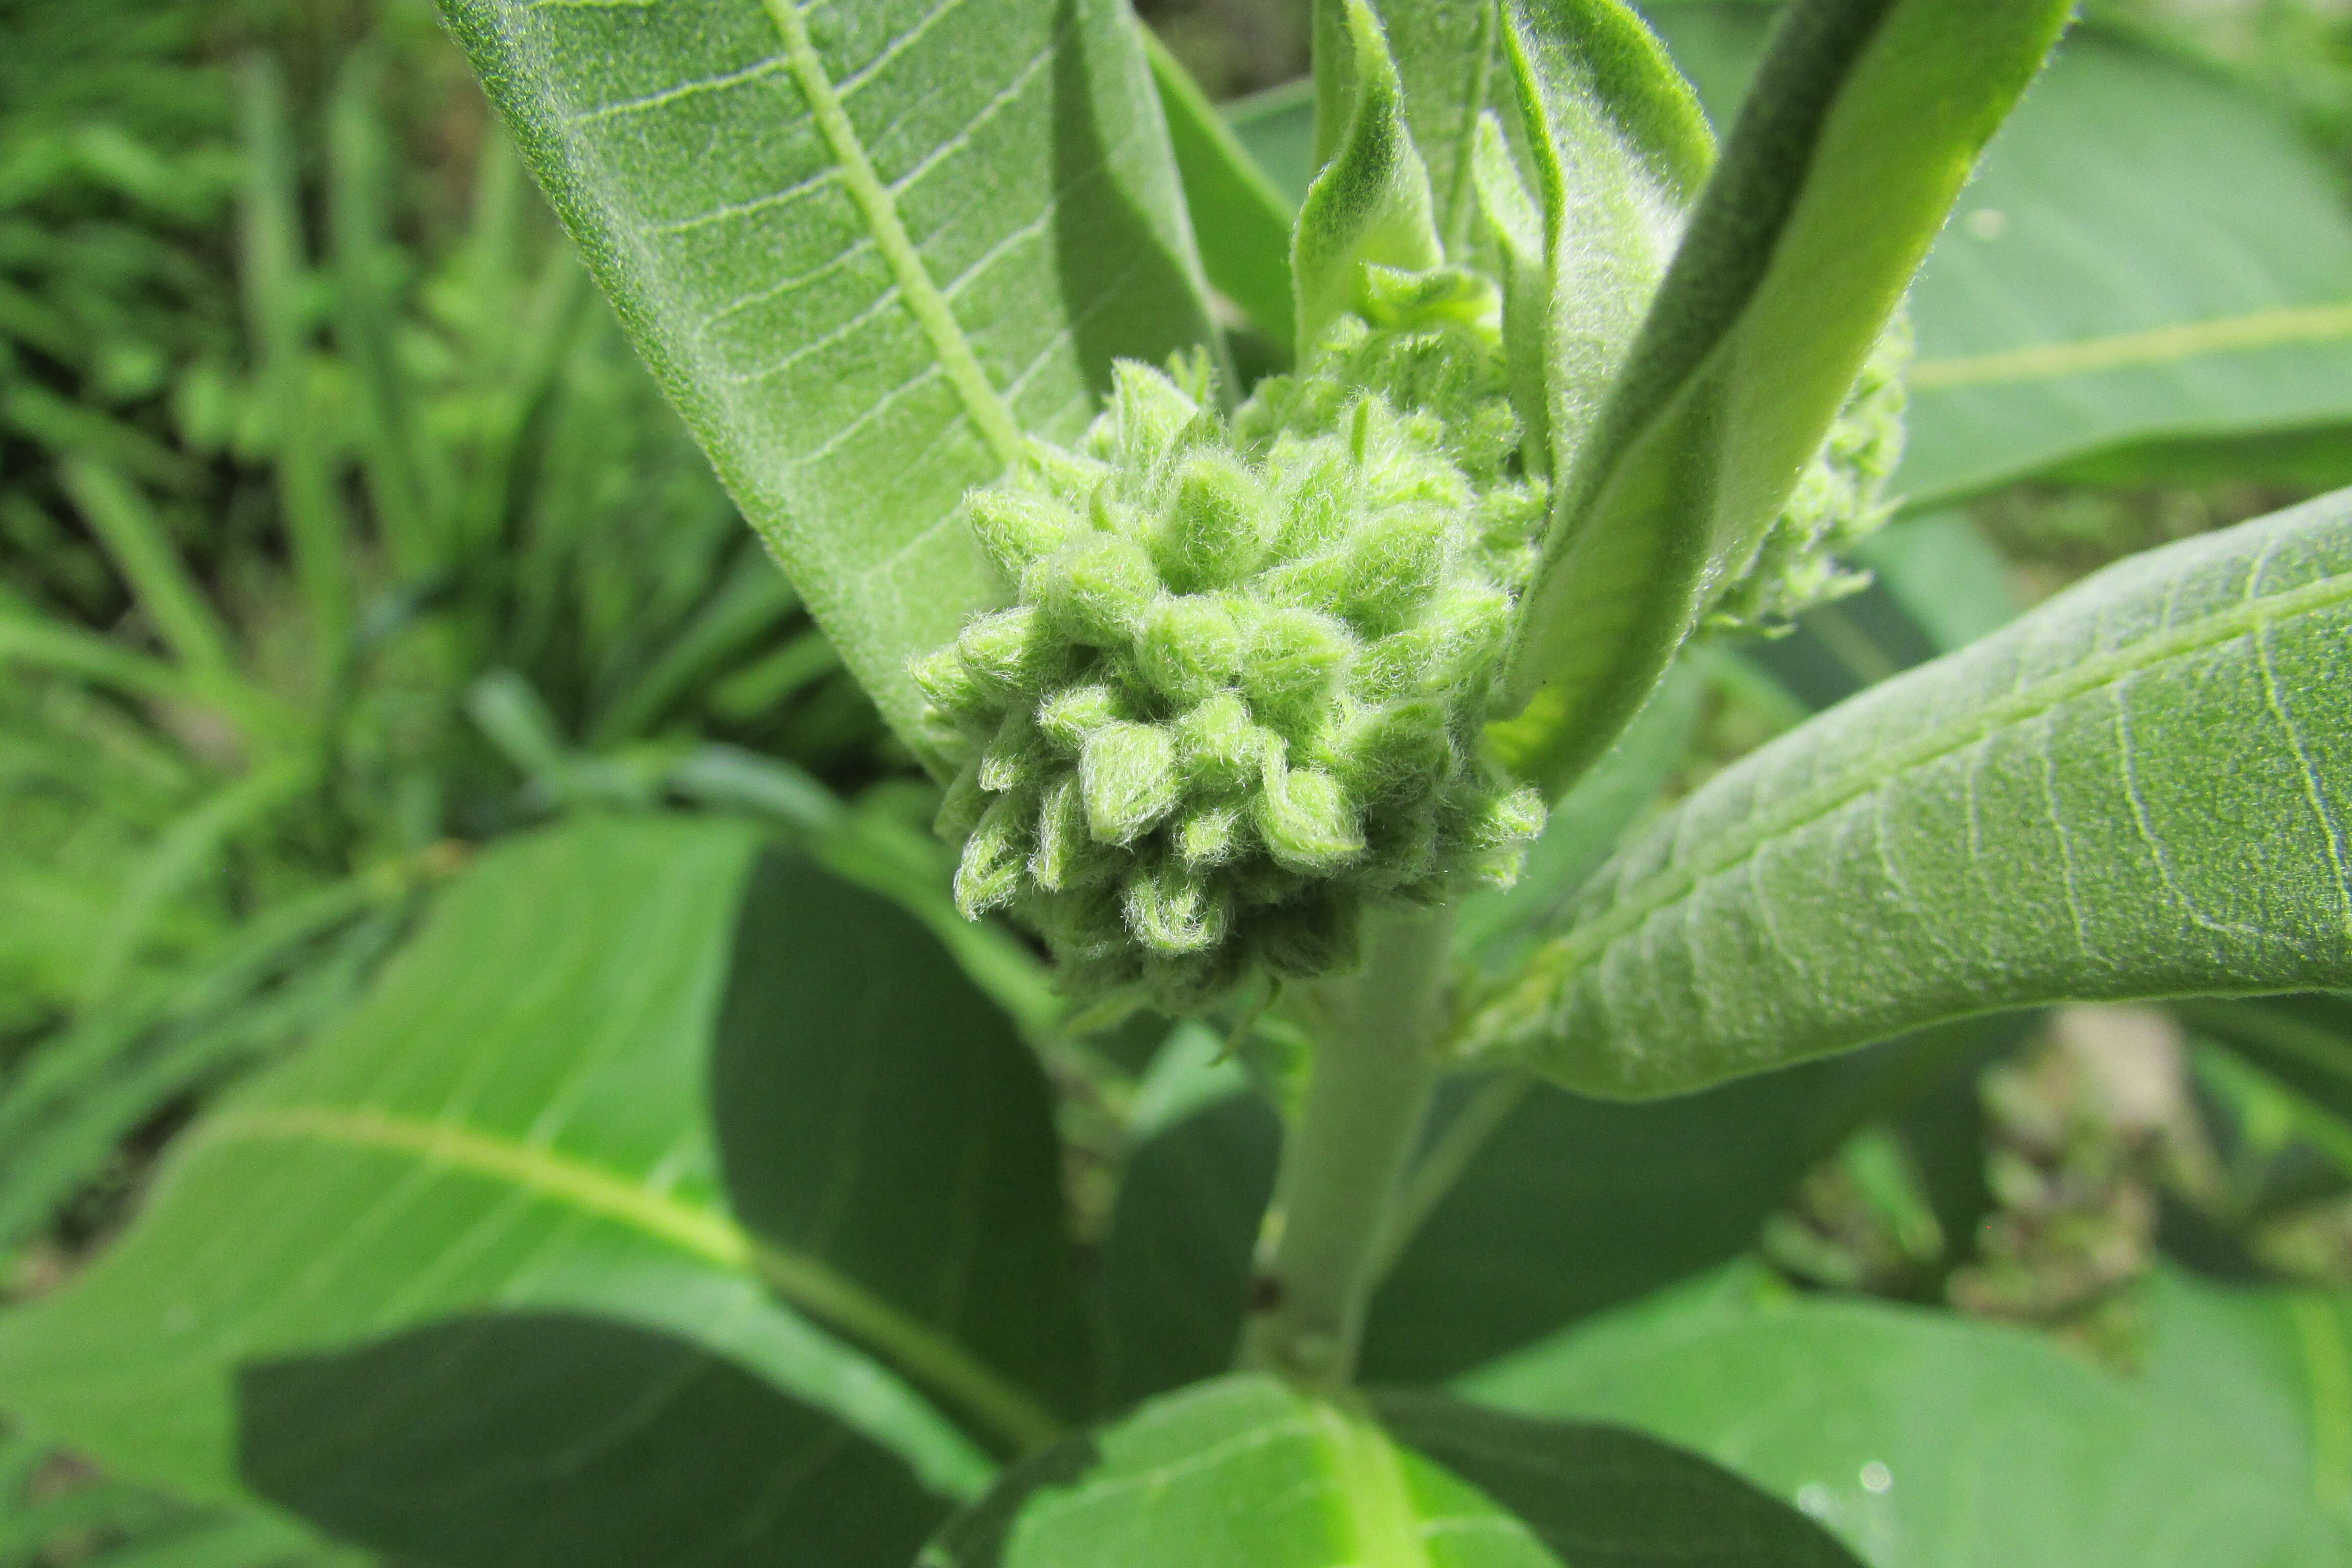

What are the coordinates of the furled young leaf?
(1499, 0, 2071, 793)
(1292, 0, 1444, 347)
(920, 1374, 1564, 1567)
(1143, 29, 1296, 352)
(1493, 0, 1709, 467)
(1466, 493, 2352, 1098)
(1463, 1268, 2352, 1568)
(436, 0, 1217, 754)
(1646, 8, 2352, 503)
(1375, 0, 1503, 257)
(1461, 2, 1709, 772)
(0, 819, 989, 1563)
(713, 850, 1090, 1436)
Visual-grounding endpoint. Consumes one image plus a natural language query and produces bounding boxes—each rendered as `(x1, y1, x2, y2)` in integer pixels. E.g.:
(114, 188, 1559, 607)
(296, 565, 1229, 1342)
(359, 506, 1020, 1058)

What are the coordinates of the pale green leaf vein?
(201, 1104, 1064, 1453)
(760, 0, 1023, 465)
(1496, 568, 2352, 1010)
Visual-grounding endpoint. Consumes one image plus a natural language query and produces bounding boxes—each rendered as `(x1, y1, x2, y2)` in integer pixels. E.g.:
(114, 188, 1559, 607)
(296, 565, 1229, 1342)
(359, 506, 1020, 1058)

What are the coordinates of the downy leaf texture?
(1466, 491, 2352, 1097)
(437, 0, 1219, 756)
(1498, 0, 2073, 796)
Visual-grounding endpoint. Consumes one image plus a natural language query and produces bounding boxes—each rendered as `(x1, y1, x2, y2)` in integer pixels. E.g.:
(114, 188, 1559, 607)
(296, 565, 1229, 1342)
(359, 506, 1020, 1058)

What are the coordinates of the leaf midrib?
(201, 1104, 1063, 1453)
(1911, 298, 2352, 390)
(757, 0, 1023, 467)
(1511, 564, 2352, 999)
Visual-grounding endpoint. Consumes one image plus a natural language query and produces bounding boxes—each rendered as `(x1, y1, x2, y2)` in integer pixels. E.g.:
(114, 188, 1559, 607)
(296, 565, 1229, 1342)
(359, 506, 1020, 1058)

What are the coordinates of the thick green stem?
(1238, 904, 1454, 1390)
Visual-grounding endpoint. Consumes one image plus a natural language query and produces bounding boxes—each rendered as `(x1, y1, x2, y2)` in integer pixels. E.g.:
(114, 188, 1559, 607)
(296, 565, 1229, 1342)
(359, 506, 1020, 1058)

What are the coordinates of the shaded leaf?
(1360, 1022, 2013, 1381)
(1095, 1017, 2017, 1399)
(1096, 1093, 1279, 1409)
(1375, 1390, 1862, 1567)
(1464, 1267, 2352, 1567)
(1469, 493, 2352, 1098)
(0, 819, 990, 1550)
(437, 0, 1217, 751)
(1500, 0, 2070, 792)
(714, 850, 1089, 1435)
(238, 1312, 940, 1568)
(920, 1374, 1562, 1566)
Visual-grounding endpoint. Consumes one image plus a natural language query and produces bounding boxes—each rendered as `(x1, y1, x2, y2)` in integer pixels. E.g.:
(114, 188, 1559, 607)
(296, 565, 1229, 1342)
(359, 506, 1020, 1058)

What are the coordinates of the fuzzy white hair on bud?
(916, 280, 1550, 1010)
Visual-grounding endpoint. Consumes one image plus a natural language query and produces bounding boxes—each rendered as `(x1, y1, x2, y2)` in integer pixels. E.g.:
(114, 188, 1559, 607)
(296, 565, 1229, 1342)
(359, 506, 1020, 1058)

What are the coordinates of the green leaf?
(1645, 9, 2352, 502)
(1293, 0, 1444, 347)
(1095, 1016, 2016, 1398)
(1376, 0, 1502, 258)
(1096, 1093, 1278, 1407)
(1499, 0, 2070, 793)
(1458, 656, 1702, 970)
(1463, 1267, 2352, 1567)
(1900, 31, 2352, 502)
(239, 1312, 943, 1568)
(1467, 492, 2352, 1098)
(0, 817, 990, 1559)
(1227, 80, 1316, 207)
(920, 1374, 1564, 1566)
(1359, 1020, 2012, 1381)
(712, 851, 1089, 1436)
(1143, 29, 1296, 352)
(2138, 1270, 2352, 1529)
(1492, 0, 1709, 471)
(1373, 1391, 1863, 1567)
(436, 0, 1218, 755)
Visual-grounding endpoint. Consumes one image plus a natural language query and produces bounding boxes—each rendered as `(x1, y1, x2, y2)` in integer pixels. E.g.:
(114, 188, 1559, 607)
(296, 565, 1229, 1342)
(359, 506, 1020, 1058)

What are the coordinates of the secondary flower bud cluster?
(1708, 318, 1913, 631)
(916, 278, 1547, 1010)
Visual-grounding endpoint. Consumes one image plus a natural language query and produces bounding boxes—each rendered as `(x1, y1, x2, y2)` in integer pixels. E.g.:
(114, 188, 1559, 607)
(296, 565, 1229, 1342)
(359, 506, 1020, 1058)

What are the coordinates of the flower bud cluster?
(1708, 317, 1913, 632)
(916, 278, 1547, 1009)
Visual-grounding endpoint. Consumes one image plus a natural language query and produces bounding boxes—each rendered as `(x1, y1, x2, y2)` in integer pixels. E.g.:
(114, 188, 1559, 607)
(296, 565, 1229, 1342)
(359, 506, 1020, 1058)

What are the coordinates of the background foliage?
(6, 0, 2352, 1563)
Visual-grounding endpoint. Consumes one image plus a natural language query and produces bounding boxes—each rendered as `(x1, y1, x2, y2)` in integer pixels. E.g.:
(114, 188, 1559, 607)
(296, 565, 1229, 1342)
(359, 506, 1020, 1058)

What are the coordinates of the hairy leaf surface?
(1469, 493, 2352, 1097)
(437, 0, 1216, 754)
(1500, 0, 2070, 791)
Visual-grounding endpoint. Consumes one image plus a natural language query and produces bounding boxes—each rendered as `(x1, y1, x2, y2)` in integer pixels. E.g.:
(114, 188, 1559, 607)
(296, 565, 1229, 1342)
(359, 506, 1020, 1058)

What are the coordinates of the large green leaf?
(1499, 0, 2070, 792)
(1094, 1017, 2014, 1399)
(1464, 1268, 2352, 1567)
(1467, 492, 2352, 1098)
(1374, 1391, 1861, 1568)
(1645, 9, 2352, 503)
(436, 0, 1217, 753)
(0, 818, 990, 1561)
(1359, 1020, 2012, 1381)
(923, 1374, 1858, 1567)
(712, 851, 1089, 1435)
(922, 1375, 1563, 1566)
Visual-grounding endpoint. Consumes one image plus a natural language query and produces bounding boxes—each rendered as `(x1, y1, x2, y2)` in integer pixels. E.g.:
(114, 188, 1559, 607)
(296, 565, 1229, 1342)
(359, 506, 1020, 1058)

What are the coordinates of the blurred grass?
(0, 0, 916, 1314)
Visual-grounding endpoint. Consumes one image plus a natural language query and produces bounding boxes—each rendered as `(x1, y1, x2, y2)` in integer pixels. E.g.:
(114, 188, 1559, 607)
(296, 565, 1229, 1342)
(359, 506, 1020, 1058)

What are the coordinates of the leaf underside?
(1472, 492, 2352, 1097)
(438, 0, 1217, 755)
